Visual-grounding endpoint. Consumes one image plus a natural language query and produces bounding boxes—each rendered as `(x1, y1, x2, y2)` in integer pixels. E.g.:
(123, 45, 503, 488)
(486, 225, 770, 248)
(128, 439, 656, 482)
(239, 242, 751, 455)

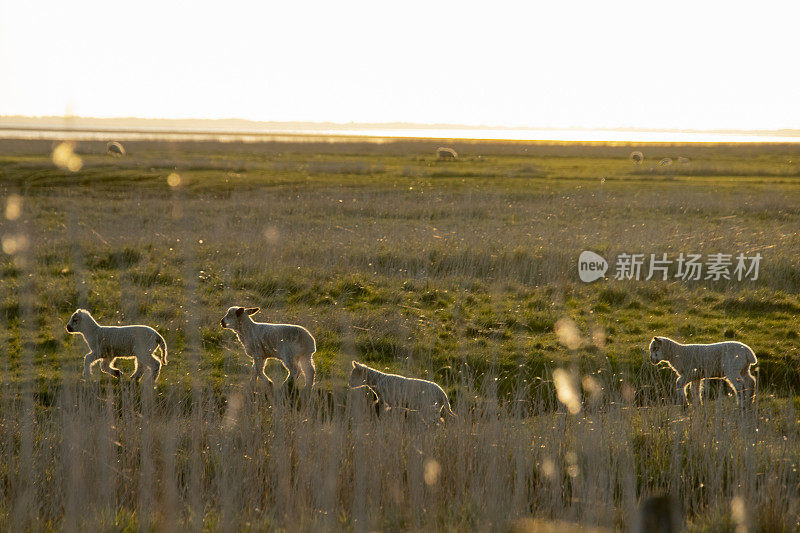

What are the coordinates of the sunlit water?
(2, 125, 799, 143)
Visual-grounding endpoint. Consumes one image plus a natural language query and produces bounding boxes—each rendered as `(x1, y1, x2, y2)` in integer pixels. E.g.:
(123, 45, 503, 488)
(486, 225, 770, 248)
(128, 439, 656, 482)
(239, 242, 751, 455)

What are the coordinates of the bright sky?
(1, 0, 798, 130)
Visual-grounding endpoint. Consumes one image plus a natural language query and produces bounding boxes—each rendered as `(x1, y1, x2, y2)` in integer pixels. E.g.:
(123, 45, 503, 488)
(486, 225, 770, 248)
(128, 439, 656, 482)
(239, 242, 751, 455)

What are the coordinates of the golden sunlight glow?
(5, 195, 22, 221)
(0, 0, 798, 130)
(52, 142, 82, 172)
(2, 234, 29, 255)
(423, 458, 441, 486)
(555, 318, 582, 351)
(553, 368, 581, 415)
(167, 173, 182, 187)
(263, 226, 280, 244)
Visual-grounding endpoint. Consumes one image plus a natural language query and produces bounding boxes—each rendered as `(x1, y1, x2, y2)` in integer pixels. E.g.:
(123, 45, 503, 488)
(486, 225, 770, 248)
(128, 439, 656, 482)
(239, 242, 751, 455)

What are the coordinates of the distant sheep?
(658, 158, 673, 167)
(677, 156, 691, 164)
(649, 336, 757, 407)
(220, 306, 316, 391)
(437, 147, 458, 160)
(629, 151, 644, 165)
(348, 361, 455, 422)
(66, 309, 167, 382)
(107, 141, 125, 156)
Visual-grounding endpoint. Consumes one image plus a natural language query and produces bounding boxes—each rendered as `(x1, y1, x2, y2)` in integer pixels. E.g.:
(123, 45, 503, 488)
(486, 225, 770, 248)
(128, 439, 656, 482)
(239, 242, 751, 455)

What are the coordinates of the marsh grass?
(0, 369, 798, 531)
(1, 138, 799, 530)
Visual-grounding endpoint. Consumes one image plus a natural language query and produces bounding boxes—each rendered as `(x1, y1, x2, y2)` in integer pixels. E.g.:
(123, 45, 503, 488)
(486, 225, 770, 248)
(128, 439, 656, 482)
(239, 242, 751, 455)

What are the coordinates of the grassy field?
(1, 137, 799, 531)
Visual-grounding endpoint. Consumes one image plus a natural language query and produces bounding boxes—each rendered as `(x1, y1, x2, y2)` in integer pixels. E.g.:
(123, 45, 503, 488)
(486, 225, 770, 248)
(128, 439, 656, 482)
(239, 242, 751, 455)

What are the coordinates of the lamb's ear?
(351, 360, 357, 368)
(235, 307, 244, 317)
(245, 307, 260, 316)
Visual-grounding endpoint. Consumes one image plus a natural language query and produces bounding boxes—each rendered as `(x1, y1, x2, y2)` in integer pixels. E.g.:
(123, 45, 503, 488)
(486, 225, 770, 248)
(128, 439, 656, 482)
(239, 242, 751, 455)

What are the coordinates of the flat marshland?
(1, 138, 799, 531)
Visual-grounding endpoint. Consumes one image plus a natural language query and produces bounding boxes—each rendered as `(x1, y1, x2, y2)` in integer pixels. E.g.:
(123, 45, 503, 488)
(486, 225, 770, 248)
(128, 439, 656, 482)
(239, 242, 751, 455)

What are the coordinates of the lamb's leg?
(741, 367, 756, 405)
(299, 356, 316, 391)
(744, 374, 756, 405)
(83, 352, 99, 380)
(251, 357, 271, 384)
(131, 357, 144, 381)
(286, 359, 304, 394)
(146, 354, 162, 382)
(275, 346, 300, 389)
(689, 380, 703, 406)
(726, 377, 745, 407)
(428, 404, 446, 425)
(675, 375, 689, 405)
(249, 358, 274, 399)
(99, 358, 122, 379)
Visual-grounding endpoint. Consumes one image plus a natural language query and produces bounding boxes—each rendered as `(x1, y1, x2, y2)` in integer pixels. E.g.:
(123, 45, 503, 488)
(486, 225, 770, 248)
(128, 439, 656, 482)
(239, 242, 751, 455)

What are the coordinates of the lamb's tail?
(745, 345, 757, 366)
(155, 332, 168, 365)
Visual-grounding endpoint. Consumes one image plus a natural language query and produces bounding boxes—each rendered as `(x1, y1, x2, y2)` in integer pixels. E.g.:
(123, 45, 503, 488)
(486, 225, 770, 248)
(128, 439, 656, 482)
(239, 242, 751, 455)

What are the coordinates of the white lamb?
(66, 309, 167, 382)
(348, 361, 456, 422)
(220, 306, 316, 391)
(106, 141, 125, 156)
(649, 336, 757, 407)
(437, 147, 458, 160)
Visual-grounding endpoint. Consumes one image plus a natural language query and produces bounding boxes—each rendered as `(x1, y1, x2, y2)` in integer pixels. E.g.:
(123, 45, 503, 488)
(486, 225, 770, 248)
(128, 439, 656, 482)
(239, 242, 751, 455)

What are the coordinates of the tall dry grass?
(1, 366, 798, 531)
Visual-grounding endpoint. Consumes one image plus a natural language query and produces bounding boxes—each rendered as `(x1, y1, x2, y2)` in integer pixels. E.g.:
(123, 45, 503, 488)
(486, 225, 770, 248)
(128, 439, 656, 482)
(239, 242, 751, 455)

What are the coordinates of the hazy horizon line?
(2, 114, 798, 136)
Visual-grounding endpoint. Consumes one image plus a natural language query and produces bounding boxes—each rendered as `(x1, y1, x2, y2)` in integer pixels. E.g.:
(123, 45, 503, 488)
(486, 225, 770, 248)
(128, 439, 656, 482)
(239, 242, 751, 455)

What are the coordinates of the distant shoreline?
(1, 118, 800, 144)
(2, 115, 799, 136)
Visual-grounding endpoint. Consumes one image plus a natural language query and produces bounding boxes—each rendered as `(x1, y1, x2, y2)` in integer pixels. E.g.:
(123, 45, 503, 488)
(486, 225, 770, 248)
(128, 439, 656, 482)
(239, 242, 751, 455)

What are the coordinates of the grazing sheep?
(677, 156, 691, 164)
(437, 147, 458, 160)
(629, 151, 644, 165)
(220, 306, 316, 391)
(66, 309, 167, 382)
(348, 361, 455, 422)
(658, 158, 673, 166)
(106, 141, 125, 156)
(649, 336, 757, 407)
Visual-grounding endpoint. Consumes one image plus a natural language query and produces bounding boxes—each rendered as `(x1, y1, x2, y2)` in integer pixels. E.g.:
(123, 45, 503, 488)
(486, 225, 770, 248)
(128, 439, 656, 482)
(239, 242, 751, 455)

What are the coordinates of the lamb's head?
(66, 309, 91, 334)
(220, 306, 259, 330)
(649, 336, 667, 364)
(348, 361, 368, 388)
